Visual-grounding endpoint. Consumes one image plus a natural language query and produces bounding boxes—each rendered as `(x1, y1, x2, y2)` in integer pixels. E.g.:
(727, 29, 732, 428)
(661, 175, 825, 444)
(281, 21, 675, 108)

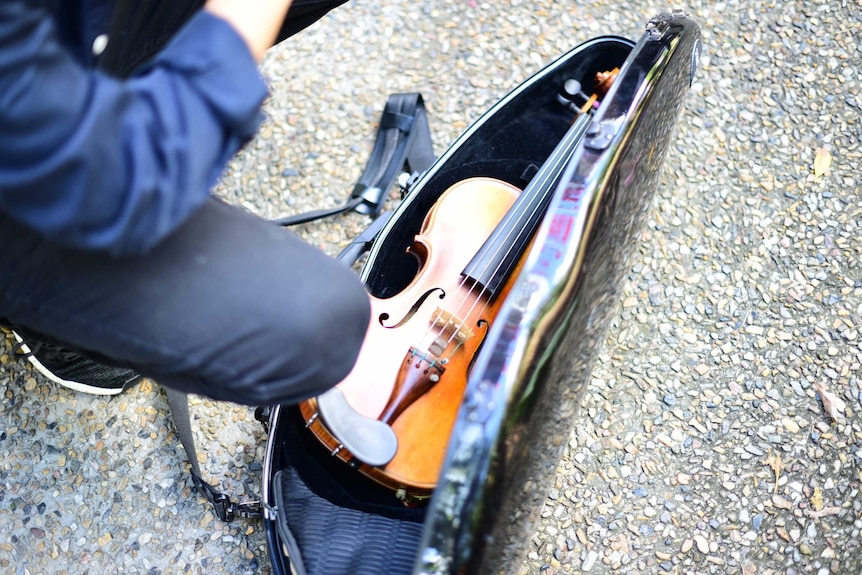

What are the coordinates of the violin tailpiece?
(379, 347, 447, 425)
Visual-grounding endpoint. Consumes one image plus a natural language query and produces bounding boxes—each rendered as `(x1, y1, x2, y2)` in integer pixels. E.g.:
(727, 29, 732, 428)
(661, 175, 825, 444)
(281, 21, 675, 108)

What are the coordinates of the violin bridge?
(431, 308, 474, 345)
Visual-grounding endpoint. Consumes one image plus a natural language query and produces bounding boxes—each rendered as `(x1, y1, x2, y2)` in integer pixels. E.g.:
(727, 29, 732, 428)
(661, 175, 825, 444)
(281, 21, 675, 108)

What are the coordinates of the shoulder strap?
(271, 92, 434, 226)
(165, 387, 262, 521)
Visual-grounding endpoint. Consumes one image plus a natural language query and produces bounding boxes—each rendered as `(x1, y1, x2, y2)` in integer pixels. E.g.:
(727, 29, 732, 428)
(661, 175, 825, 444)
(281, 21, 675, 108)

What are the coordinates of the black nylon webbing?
(272, 92, 434, 226)
(165, 387, 260, 522)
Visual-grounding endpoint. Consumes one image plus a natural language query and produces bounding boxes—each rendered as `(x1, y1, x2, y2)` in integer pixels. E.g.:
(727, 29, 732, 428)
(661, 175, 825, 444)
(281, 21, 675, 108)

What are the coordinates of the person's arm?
(205, 0, 295, 62)
(0, 2, 287, 255)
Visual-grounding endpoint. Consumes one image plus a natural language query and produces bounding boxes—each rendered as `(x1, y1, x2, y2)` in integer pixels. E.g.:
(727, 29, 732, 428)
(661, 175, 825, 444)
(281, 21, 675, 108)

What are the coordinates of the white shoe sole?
(12, 332, 127, 396)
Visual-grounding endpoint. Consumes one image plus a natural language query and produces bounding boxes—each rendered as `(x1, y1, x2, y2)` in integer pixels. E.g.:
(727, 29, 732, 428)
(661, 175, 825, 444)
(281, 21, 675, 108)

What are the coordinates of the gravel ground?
(1, 1, 860, 574)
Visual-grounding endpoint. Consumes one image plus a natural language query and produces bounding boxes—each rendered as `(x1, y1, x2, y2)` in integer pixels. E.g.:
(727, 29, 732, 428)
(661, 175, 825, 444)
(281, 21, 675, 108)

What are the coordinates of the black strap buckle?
(398, 170, 423, 199)
(192, 472, 262, 522)
(212, 493, 234, 522)
(234, 499, 263, 520)
(212, 494, 263, 522)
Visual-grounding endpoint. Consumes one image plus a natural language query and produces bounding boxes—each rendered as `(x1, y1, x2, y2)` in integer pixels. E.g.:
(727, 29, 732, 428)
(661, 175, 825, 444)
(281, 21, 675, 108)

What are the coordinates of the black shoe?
(12, 331, 142, 395)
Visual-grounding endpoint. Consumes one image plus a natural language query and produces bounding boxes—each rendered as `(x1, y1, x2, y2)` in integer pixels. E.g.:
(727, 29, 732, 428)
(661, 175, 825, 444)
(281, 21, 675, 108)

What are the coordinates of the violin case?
(260, 11, 701, 575)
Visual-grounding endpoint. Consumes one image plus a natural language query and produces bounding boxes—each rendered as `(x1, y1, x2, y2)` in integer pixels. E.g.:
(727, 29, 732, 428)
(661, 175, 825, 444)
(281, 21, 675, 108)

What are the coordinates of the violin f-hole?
(379, 287, 446, 329)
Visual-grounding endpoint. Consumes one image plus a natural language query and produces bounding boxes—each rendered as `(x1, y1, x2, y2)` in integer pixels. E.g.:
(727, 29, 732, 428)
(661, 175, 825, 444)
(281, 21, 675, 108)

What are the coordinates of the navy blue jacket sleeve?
(0, 3, 269, 255)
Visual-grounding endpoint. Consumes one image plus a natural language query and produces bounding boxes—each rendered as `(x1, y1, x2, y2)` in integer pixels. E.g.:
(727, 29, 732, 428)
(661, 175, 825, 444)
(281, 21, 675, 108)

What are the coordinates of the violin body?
(300, 177, 523, 496)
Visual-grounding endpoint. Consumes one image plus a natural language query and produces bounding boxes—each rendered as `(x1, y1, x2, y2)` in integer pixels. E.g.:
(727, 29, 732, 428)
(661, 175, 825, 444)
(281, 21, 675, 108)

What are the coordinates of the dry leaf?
(811, 484, 824, 511)
(815, 381, 846, 422)
(764, 451, 783, 494)
(814, 147, 832, 178)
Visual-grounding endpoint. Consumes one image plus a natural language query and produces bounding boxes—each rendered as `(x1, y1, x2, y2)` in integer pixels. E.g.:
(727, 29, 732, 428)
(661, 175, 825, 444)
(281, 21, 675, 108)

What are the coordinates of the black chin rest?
(317, 388, 399, 467)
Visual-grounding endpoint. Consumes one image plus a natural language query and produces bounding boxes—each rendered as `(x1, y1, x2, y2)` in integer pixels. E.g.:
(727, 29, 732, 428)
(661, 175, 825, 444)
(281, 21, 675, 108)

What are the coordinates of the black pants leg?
(0, 0, 366, 405)
(0, 199, 370, 406)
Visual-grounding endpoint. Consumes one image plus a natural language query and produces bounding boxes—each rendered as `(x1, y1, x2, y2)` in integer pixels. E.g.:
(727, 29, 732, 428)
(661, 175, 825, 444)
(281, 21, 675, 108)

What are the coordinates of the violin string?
(422, 106, 593, 360)
(418, 77, 605, 362)
(450, 126, 588, 343)
(412, 181, 507, 357)
(440, 103, 595, 353)
(418, 179, 532, 356)
(419, 197, 498, 357)
(417, 177, 548, 354)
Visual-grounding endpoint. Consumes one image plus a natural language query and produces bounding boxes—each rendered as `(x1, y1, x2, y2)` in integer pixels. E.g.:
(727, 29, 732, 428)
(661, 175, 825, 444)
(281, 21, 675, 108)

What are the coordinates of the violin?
(299, 69, 619, 501)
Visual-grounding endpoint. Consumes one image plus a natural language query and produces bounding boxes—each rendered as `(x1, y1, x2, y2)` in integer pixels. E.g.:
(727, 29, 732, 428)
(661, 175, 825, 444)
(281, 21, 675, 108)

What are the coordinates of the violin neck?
(461, 112, 592, 296)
